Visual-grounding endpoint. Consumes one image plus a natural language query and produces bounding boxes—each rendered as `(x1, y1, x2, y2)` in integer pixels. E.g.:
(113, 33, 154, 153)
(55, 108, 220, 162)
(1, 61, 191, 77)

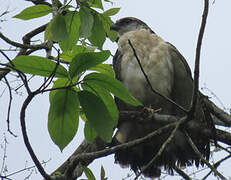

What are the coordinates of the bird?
(110, 17, 210, 178)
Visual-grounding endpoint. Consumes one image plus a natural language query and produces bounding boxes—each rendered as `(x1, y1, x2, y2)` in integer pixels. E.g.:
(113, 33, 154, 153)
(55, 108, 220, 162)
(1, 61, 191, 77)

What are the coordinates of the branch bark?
(190, 0, 209, 115)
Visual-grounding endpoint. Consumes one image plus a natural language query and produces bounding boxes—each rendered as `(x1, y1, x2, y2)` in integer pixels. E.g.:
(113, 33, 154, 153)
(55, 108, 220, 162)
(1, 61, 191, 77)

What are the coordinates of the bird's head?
(110, 17, 154, 37)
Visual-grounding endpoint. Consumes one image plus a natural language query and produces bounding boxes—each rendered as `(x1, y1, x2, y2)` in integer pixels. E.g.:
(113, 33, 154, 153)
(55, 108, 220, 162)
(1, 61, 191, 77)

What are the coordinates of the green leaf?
(79, 7, 94, 38)
(83, 166, 96, 180)
(50, 14, 69, 42)
(11, 56, 68, 78)
(59, 11, 81, 51)
(84, 121, 97, 142)
(90, 64, 114, 77)
(90, 0, 104, 10)
(88, 14, 106, 49)
(78, 90, 114, 142)
(44, 21, 52, 41)
(99, 14, 117, 42)
(60, 45, 91, 62)
(49, 78, 71, 102)
(84, 73, 142, 106)
(69, 50, 110, 78)
(81, 82, 118, 125)
(14, 5, 52, 20)
(103, 8, 120, 16)
(48, 89, 79, 151)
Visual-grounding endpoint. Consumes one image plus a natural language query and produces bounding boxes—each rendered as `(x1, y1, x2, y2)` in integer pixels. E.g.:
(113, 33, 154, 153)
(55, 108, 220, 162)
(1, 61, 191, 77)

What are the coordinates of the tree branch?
(18, 23, 48, 55)
(62, 121, 178, 180)
(203, 97, 231, 126)
(190, 0, 209, 115)
(50, 109, 231, 179)
(20, 93, 52, 180)
(0, 32, 49, 50)
(202, 154, 231, 180)
(3, 77, 17, 137)
(173, 165, 192, 180)
(185, 132, 227, 180)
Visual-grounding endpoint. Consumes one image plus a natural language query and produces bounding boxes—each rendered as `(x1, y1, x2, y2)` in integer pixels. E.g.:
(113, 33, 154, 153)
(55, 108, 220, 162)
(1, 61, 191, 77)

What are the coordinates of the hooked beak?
(110, 23, 119, 31)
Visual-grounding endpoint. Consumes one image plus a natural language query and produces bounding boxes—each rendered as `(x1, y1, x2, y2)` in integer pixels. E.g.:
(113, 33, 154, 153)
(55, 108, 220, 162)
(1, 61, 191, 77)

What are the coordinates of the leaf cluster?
(11, 0, 141, 152)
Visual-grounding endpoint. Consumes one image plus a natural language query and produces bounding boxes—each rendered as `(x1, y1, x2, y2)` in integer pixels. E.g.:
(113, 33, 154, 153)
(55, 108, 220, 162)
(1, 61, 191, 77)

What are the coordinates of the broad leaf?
(90, 0, 104, 10)
(48, 89, 79, 151)
(99, 14, 117, 42)
(79, 7, 94, 38)
(90, 64, 114, 77)
(50, 14, 69, 42)
(88, 13, 106, 49)
(44, 21, 52, 41)
(84, 121, 97, 142)
(69, 50, 110, 78)
(11, 56, 68, 78)
(78, 90, 114, 142)
(60, 45, 91, 62)
(14, 5, 52, 20)
(49, 78, 71, 102)
(103, 8, 120, 16)
(83, 72, 142, 106)
(82, 82, 118, 125)
(60, 11, 81, 51)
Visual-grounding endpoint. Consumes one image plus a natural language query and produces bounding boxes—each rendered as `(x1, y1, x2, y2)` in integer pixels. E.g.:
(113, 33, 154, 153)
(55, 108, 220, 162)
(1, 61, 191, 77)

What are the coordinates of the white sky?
(0, 0, 231, 180)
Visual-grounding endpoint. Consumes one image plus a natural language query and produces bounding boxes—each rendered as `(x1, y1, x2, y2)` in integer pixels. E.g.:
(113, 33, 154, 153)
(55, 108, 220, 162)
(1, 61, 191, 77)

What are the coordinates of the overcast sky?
(0, 0, 231, 180)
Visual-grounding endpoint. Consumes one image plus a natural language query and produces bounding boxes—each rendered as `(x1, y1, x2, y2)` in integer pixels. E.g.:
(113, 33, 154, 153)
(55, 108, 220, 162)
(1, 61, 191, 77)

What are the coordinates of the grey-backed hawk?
(110, 17, 210, 177)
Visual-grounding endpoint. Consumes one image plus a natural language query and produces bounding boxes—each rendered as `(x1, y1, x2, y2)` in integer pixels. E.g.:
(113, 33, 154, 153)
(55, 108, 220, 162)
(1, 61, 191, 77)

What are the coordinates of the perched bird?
(110, 17, 210, 177)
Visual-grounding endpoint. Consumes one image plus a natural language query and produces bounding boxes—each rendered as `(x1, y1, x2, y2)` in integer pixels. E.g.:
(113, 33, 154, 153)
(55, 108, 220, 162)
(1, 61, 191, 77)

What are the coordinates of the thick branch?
(0, 32, 49, 50)
(18, 23, 48, 55)
(203, 97, 231, 126)
(63, 121, 178, 180)
(20, 93, 51, 180)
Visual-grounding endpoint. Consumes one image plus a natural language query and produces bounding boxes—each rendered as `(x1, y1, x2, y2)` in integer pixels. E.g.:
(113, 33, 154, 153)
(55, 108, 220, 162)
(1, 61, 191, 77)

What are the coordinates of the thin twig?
(173, 165, 192, 180)
(202, 155, 231, 180)
(127, 39, 188, 114)
(5, 159, 51, 178)
(0, 50, 31, 94)
(190, 0, 209, 115)
(0, 23, 48, 81)
(185, 132, 227, 180)
(134, 118, 185, 180)
(39, 48, 61, 91)
(26, 0, 52, 7)
(3, 77, 17, 137)
(0, 134, 8, 175)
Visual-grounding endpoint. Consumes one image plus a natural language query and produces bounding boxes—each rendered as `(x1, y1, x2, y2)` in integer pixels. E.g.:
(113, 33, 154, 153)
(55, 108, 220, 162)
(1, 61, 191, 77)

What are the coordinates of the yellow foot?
(143, 106, 162, 115)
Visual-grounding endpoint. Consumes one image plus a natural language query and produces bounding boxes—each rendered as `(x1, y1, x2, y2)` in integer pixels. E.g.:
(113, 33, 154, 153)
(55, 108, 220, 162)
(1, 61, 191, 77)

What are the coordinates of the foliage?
(11, 0, 142, 152)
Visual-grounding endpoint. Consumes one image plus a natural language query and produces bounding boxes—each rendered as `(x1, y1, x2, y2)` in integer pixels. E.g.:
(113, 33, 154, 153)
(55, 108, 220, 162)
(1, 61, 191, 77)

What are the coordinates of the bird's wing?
(167, 42, 193, 79)
(112, 49, 122, 81)
(167, 43, 194, 115)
